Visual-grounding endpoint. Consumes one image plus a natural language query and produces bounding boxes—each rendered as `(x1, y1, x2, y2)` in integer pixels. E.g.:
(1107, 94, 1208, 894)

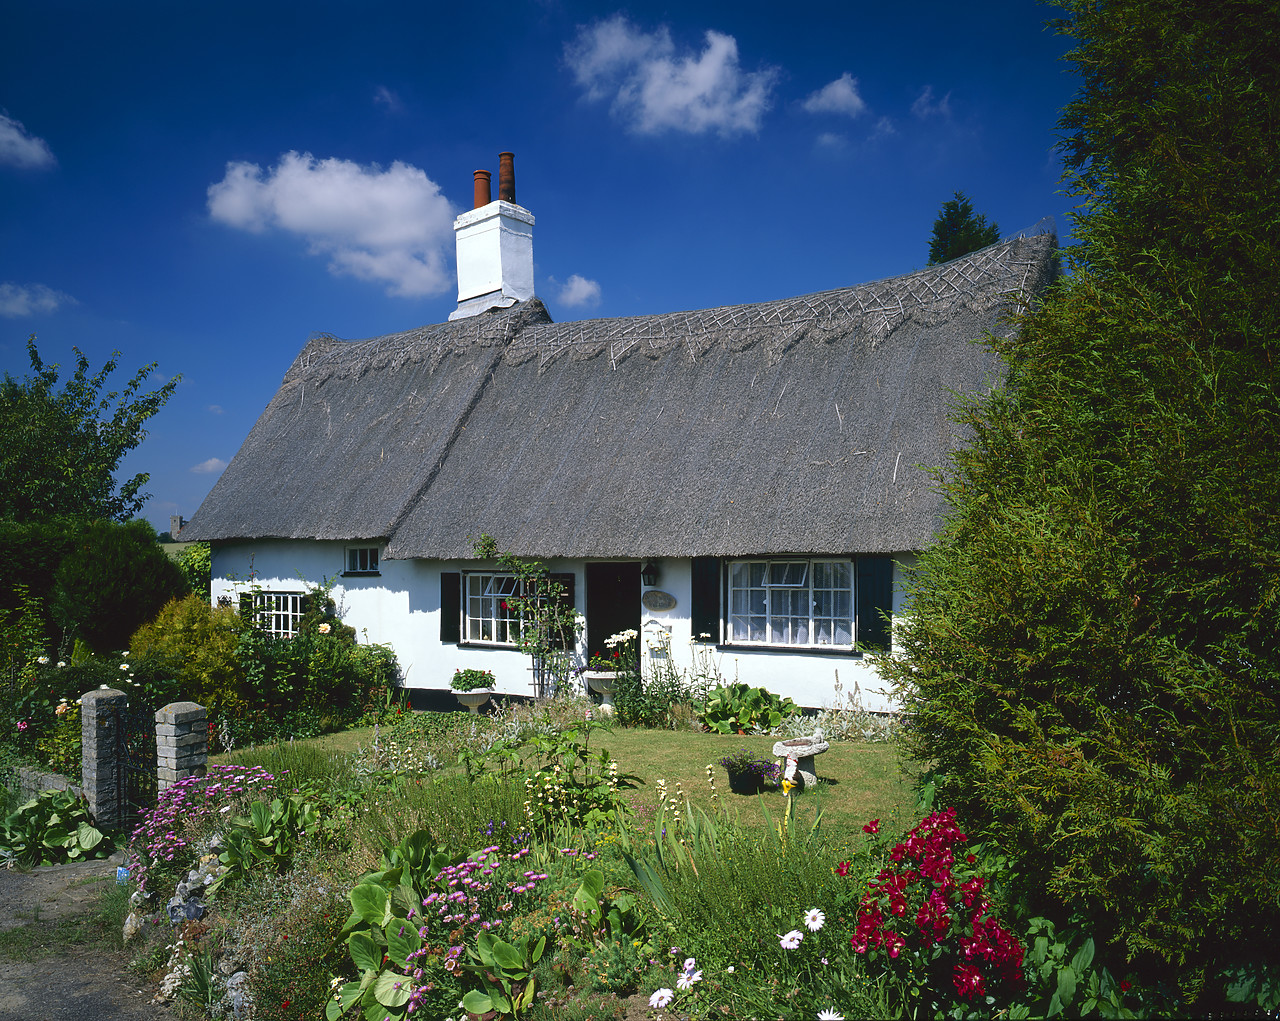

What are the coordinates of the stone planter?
(583, 670, 619, 714)
(454, 689, 492, 714)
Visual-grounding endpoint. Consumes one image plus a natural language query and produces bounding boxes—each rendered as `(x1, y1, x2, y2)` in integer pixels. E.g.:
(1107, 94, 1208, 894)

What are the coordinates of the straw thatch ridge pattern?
(183, 231, 1058, 559)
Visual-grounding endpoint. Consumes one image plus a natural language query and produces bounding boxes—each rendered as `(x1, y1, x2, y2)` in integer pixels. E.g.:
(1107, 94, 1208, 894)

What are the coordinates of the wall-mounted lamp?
(640, 561, 660, 587)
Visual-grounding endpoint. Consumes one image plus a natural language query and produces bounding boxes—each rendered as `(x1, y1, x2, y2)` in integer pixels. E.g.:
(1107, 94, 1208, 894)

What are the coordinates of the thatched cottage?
(182, 155, 1057, 711)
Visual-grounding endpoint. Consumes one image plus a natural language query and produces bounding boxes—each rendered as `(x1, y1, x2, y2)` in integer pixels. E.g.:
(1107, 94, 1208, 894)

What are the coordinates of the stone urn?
(454, 689, 492, 714)
(583, 670, 619, 714)
(772, 728, 830, 791)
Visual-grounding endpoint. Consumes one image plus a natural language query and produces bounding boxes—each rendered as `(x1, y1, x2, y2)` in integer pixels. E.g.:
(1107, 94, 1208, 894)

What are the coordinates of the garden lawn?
(215, 716, 918, 846)
(600, 726, 916, 842)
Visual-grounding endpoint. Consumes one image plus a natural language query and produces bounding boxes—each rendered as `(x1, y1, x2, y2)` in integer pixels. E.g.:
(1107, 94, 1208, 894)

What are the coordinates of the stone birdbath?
(583, 670, 619, 715)
(772, 728, 830, 791)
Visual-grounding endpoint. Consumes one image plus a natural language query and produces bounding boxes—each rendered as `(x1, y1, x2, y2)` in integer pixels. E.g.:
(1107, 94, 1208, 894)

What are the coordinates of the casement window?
(244, 591, 304, 637)
(344, 546, 380, 575)
(465, 573, 522, 644)
(729, 560, 854, 647)
(691, 556, 893, 652)
(440, 571, 576, 648)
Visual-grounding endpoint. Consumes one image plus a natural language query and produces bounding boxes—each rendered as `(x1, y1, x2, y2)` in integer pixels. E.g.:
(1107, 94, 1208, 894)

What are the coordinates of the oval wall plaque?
(641, 590, 677, 612)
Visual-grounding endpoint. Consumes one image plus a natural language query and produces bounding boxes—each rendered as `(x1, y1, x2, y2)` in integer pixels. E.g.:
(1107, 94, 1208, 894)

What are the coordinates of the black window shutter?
(856, 556, 894, 652)
(440, 572, 461, 644)
(548, 572, 576, 650)
(238, 592, 253, 623)
(690, 557, 722, 642)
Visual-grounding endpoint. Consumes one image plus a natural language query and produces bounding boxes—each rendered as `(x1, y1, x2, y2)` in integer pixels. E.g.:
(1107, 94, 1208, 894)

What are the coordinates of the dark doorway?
(586, 562, 641, 663)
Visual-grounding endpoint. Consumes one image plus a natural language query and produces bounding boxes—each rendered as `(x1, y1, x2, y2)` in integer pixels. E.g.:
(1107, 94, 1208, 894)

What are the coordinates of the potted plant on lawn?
(451, 668, 495, 713)
(718, 747, 781, 794)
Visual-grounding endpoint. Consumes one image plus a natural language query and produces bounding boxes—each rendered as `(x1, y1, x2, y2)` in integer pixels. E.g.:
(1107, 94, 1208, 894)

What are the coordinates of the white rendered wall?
(209, 543, 909, 711)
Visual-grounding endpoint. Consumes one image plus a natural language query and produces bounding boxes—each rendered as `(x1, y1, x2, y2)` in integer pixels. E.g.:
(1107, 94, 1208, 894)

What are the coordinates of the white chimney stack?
(449, 152, 535, 320)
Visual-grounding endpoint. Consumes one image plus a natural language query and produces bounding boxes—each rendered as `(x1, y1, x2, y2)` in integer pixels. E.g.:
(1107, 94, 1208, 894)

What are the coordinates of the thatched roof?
(183, 228, 1057, 558)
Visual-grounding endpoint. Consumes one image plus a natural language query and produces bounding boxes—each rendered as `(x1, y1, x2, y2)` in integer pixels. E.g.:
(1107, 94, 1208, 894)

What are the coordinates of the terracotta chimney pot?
(473, 169, 492, 209)
(498, 152, 515, 203)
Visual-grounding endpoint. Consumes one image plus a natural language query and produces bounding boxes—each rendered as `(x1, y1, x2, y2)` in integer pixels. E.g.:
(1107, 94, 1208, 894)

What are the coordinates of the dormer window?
(345, 547, 380, 575)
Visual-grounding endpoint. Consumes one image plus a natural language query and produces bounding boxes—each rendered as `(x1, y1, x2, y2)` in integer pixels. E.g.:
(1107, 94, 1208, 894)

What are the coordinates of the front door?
(585, 562, 641, 664)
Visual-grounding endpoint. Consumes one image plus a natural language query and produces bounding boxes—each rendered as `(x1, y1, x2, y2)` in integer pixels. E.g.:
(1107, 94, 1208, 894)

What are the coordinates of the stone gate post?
(80, 687, 128, 830)
(156, 702, 208, 791)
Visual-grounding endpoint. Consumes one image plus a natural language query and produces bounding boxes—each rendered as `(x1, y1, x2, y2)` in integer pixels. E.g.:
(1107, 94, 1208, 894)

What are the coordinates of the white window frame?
(252, 591, 304, 637)
(727, 559, 854, 649)
(345, 546, 380, 574)
(463, 573, 523, 646)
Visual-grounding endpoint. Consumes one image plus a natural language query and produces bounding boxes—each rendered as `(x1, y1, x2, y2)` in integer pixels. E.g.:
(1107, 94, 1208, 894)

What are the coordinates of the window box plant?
(718, 747, 781, 794)
(451, 668, 494, 713)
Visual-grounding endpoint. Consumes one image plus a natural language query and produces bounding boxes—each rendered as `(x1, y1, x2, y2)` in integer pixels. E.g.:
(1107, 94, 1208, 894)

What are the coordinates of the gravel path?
(0, 853, 170, 1021)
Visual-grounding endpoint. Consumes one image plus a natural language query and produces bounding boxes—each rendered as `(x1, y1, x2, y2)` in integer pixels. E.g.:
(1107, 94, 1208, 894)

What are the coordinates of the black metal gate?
(113, 702, 157, 826)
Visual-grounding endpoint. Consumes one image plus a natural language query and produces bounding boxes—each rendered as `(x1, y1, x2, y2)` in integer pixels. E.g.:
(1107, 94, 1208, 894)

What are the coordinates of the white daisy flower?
(649, 988, 675, 1009)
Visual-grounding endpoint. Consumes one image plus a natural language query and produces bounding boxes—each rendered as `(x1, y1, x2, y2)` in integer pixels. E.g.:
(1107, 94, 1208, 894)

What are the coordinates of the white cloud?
(207, 151, 456, 297)
(558, 274, 602, 308)
(911, 85, 952, 119)
(190, 457, 228, 475)
(565, 15, 778, 136)
(0, 282, 76, 317)
(373, 86, 403, 112)
(0, 113, 55, 169)
(815, 132, 847, 150)
(870, 116, 897, 140)
(207, 404, 224, 415)
(802, 74, 866, 119)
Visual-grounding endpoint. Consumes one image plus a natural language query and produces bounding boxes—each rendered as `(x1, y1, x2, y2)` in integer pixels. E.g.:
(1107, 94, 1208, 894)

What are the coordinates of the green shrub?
(0, 519, 76, 623)
(173, 541, 211, 594)
(0, 788, 111, 867)
(698, 682, 799, 734)
(129, 593, 248, 718)
(50, 518, 188, 654)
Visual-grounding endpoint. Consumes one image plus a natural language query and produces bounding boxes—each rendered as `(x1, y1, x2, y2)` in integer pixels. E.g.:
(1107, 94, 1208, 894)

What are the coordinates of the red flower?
(863, 819, 880, 834)
(953, 963, 985, 1001)
(1120, 980, 1132, 993)
(836, 860, 853, 877)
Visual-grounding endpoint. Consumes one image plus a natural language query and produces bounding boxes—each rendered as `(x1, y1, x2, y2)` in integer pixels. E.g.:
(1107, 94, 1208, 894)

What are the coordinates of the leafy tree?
(882, 0, 1280, 1011)
(927, 192, 1000, 265)
(0, 336, 180, 522)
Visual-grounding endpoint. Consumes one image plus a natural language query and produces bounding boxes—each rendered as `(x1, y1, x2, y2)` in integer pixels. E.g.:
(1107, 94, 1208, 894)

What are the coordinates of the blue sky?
(1, 0, 1076, 533)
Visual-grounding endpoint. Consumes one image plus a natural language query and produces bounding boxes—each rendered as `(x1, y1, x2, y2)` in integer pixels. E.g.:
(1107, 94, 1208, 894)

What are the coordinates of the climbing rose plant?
(849, 808, 1025, 1015)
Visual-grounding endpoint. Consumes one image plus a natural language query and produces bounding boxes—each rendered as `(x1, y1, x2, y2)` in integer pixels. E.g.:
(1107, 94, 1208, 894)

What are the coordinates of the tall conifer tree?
(882, 1, 1280, 1009)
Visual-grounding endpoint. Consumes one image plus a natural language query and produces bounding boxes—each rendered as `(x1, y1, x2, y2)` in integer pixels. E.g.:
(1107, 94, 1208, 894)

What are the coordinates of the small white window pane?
(769, 562, 807, 586)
